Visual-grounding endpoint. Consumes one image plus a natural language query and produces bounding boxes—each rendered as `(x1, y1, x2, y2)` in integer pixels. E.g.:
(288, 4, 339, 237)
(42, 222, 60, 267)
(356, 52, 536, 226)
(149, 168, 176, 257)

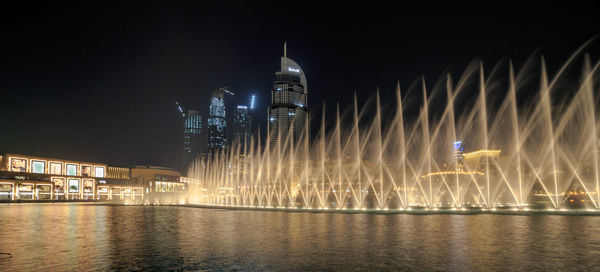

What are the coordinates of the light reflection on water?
(1, 204, 600, 271)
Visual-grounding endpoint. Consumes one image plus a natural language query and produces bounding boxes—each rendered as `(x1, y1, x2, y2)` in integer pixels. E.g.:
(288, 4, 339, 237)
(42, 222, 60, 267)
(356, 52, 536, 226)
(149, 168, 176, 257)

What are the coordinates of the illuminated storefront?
(0, 153, 184, 202)
(0, 182, 14, 200)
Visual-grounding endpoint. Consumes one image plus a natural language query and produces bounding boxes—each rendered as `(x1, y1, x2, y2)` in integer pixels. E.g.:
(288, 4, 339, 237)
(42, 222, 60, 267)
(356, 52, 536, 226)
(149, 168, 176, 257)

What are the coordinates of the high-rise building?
(183, 109, 203, 167)
(268, 43, 308, 146)
(207, 87, 233, 153)
(232, 105, 251, 153)
(176, 101, 205, 172)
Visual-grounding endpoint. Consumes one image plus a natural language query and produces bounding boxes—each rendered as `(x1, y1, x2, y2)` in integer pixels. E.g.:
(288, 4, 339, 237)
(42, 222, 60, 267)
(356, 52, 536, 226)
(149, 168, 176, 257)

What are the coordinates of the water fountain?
(187, 44, 600, 213)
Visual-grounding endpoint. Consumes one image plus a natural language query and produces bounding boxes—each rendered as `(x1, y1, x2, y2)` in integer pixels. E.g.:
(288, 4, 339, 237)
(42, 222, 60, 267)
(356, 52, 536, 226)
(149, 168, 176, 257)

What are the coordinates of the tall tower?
(176, 101, 204, 172)
(183, 109, 203, 168)
(207, 87, 234, 154)
(232, 105, 251, 153)
(268, 43, 308, 146)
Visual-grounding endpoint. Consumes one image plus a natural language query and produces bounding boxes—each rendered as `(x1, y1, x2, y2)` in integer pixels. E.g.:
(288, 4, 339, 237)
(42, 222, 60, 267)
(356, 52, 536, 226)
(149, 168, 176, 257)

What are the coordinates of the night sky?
(1, 1, 598, 169)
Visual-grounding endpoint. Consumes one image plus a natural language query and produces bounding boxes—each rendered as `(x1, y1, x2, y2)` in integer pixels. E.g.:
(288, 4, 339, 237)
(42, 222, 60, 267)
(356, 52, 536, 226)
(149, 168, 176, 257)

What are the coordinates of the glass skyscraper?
(207, 87, 232, 153)
(232, 105, 251, 153)
(184, 109, 203, 155)
(177, 101, 205, 172)
(268, 43, 308, 146)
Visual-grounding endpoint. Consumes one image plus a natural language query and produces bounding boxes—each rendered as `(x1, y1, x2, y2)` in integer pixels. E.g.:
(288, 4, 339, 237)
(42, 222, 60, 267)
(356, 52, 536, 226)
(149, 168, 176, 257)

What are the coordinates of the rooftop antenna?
(175, 101, 185, 118)
(283, 41, 287, 66)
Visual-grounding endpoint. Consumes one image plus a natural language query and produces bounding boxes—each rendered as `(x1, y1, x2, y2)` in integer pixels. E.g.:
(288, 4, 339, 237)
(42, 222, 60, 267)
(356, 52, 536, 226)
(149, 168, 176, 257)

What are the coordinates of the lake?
(1, 204, 599, 271)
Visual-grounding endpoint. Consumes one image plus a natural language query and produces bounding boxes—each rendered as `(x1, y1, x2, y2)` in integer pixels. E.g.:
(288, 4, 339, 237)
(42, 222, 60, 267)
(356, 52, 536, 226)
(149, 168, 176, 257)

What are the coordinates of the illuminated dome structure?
(268, 42, 308, 146)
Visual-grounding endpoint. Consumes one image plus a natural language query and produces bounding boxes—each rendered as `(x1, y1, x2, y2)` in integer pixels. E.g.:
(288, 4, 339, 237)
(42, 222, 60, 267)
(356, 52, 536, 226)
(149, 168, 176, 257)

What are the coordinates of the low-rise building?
(0, 153, 187, 202)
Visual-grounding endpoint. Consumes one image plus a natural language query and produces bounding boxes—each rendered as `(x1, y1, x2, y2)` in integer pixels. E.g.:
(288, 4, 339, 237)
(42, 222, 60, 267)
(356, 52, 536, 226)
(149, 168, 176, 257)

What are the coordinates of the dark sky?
(1, 1, 598, 169)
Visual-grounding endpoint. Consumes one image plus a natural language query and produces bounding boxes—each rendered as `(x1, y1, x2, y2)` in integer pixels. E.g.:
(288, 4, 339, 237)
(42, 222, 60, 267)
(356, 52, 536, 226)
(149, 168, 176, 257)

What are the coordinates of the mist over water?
(188, 44, 600, 211)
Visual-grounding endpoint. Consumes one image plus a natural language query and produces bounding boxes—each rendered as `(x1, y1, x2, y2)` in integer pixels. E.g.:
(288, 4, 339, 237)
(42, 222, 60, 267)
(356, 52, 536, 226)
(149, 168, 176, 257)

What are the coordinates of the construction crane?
(175, 100, 186, 118)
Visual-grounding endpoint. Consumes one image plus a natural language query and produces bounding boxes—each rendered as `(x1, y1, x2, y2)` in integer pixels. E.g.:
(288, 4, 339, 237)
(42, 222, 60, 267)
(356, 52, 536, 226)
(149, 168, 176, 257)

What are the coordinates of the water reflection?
(1, 204, 600, 271)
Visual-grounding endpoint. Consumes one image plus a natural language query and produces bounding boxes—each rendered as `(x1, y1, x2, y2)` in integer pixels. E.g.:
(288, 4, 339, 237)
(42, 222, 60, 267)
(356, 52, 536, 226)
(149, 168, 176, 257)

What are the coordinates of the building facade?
(232, 105, 252, 153)
(183, 109, 204, 170)
(207, 87, 233, 153)
(268, 43, 308, 146)
(0, 153, 187, 202)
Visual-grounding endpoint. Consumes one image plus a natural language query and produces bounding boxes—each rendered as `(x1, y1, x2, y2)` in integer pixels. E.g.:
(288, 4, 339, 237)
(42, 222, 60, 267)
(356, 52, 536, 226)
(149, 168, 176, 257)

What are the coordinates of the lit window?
(66, 164, 78, 176)
(31, 160, 46, 174)
(95, 167, 105, 178)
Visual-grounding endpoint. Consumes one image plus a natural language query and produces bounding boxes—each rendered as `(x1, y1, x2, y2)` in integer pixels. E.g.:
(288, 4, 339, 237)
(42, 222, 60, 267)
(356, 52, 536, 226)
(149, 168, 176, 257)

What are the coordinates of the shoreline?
(3, 201, 600, 216)
(179, 203, 600, 216)
(0, 200, 124, 204)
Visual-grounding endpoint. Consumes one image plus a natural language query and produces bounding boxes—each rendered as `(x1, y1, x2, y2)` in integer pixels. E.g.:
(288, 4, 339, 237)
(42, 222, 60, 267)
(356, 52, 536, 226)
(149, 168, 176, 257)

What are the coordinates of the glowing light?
(250, 95, 256, 109)
(462, 149, 501, 159)
(422, 170, 484, 178)
(453, 141, 462, 151)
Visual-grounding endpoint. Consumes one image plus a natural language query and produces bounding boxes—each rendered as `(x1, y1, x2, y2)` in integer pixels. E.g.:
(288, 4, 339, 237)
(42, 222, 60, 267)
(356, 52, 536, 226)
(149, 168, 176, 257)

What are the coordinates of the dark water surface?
(1, 204, 599, 271)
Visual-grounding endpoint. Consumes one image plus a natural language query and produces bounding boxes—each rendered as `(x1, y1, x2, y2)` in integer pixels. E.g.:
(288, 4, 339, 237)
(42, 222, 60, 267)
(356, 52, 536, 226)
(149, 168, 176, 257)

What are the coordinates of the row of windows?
(272, 83, 306, 105)
(268, 108, 307, 144)
(8, 157, 105, 177)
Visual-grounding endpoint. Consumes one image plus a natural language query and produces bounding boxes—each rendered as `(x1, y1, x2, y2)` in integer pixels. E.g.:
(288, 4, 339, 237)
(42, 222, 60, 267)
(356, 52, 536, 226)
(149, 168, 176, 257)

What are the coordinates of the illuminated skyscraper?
(207, 87, 233, 153)
(184, 110, 203, 155)
(176, 102, 205, 172)
(268, 43, 308, 146)
(232, 105, 251, 153)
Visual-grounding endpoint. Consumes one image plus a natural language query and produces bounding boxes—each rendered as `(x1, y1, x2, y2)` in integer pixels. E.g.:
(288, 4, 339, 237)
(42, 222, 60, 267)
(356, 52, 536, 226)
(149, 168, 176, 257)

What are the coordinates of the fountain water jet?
(187, 45, 600, 212)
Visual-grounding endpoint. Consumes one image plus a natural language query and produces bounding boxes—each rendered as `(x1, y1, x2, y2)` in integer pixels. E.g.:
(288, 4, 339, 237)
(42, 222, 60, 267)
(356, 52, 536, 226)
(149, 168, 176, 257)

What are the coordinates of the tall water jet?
(188, 46, 600, 212)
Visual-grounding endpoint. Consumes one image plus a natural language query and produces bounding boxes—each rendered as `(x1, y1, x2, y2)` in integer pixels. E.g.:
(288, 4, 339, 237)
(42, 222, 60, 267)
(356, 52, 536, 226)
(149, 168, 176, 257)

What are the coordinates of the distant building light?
(288, 112, 295, 116)
(237, 105, 248, 109)
(288, 67, 300, 73)
(462, 149, 501, 159)
(269, 117, 276, 122)
(453, 141, 462, 151)
(276, 88, 282, 91)
(250, 95, 256, 109)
